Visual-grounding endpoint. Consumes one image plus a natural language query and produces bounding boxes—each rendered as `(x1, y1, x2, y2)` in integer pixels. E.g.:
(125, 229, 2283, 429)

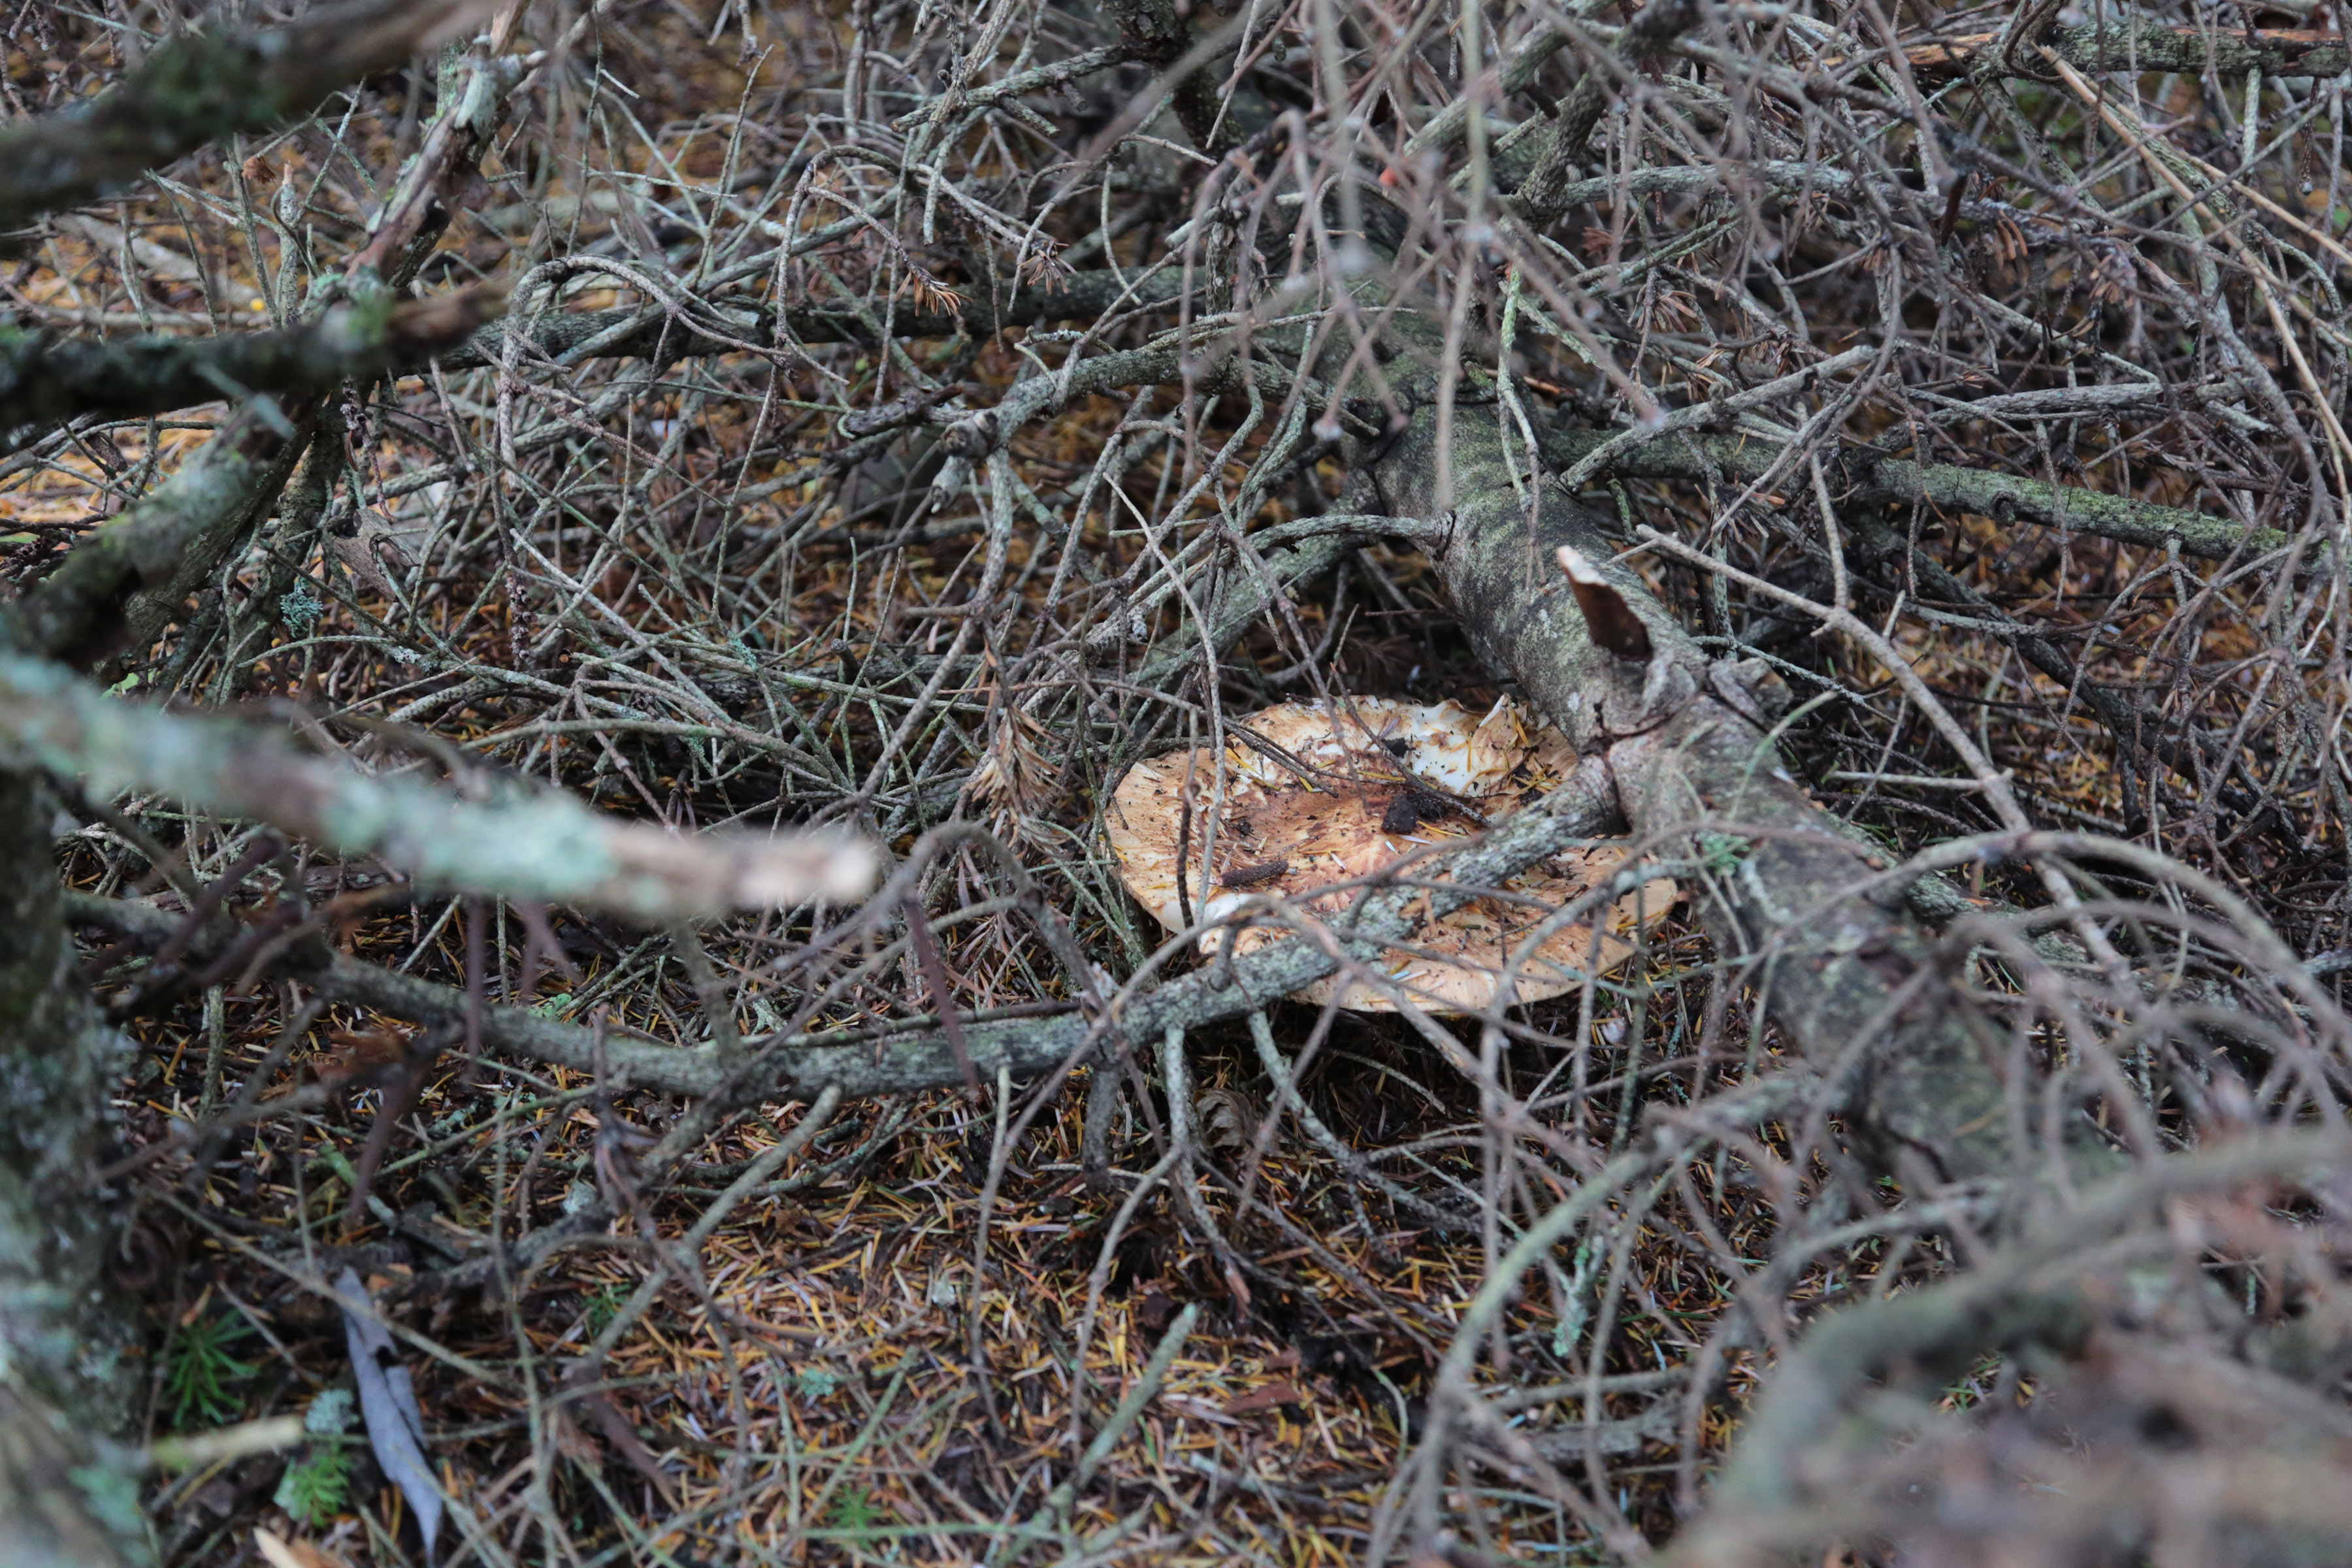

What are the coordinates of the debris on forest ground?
(253, 1529, 353, 1568)
(1107, 696, 1676, 1010)
(13, 0, 2352, 1559)
(333, 1269, 442, 1558)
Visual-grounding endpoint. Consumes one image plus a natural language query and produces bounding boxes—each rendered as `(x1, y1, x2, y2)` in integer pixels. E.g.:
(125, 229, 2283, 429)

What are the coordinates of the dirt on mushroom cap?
(1106, 696, 1677, 1013)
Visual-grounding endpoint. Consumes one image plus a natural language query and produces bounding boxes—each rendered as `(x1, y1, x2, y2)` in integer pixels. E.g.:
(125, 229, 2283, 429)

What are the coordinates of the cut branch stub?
(934, 408, 1000, 459)
(1108, 697, 1675, 1013)
(1556, 546, 1654, 662)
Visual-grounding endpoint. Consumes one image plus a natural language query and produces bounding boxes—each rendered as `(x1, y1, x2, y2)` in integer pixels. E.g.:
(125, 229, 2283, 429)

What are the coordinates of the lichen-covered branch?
(1537, 423, 2294, 564)
(69, 777, 1610, 1107)
(0, 0, 495, 228)
(1544, 421, 2288, 811)
(1100, 0, 1230, 152)
(340, 772, 1607, 1103)
(1385, 400, 2019, 1178)
(0, 766, 144, 1567)
(0, 1385, 147, 1568)
(1905, 21, 2352, 80)
(1516, 0, 1705, 226)
(5, 20, 522, 674)
(2, 655, 874, 921)
(0, 286, 500, 438)
(1673, 1131, 2352, 1566)
(1, 400, 308, 670)
(442, 268, 1185, 372)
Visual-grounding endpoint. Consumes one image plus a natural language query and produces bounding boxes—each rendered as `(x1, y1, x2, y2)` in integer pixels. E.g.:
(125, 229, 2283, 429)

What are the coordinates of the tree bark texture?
(0, 768, 146, 1567)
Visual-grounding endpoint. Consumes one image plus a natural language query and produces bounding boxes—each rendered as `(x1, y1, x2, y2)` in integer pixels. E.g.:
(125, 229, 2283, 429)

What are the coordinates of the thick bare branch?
(0, 287, 501, 439)
(1906, 22, 2352, 81)
(1536, 426, 2296, 564)
(72, 775, 1612, 1105)
(1675, 1132, 2352, 1566)
(441, 269, 1184, 372)
(1392, 402, 2022, 1177)
(2, 400, 306, 669)
(0, 0, 497, 229)
(0, 764, 143, 1567)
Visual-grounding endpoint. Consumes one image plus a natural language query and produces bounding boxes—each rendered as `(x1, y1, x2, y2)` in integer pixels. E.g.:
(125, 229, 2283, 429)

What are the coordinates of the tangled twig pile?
(3, 0, 2352, 1563)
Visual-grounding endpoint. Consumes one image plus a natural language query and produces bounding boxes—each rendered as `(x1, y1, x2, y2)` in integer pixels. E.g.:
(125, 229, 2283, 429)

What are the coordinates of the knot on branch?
(839, 383, 966, 440)
(936, 409, 1001, 461)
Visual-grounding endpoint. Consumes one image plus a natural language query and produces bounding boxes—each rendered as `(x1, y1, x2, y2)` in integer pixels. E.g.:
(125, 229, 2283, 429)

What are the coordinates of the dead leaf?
(1194, 1085, 1263, 1153)
(254, 1529, 352, 1568)
(309, 1028, 412, 1093)
(1222, 1382, 1306, 1416)
(335, 1267, 444, 1558)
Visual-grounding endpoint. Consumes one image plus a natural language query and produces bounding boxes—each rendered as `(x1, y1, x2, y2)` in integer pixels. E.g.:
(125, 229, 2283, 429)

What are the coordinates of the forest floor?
(3, 1, 2214, 1563)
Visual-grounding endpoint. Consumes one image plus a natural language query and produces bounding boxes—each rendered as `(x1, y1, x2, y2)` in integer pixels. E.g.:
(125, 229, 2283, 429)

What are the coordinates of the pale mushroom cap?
(1106, 696, 1675, 1013)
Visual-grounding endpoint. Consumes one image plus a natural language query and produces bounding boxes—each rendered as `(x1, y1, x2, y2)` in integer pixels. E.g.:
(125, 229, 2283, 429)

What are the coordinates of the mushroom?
(1107, 696, 1676, 1013)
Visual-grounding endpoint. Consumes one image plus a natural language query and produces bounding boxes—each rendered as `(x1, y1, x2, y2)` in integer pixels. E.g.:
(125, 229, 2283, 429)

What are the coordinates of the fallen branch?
(1834, 508, 2279, 826)
(1397, 398, 2025, 1177)
(69, 773, 1614, 1105)
(0, 0, 497, 227)
(1537, 425, 2295, 564)
(0, 764, 144, 1568)
(1516, 0, 1708, 227)
(1, 399, 305, 669)
(7, 653, 874, 920)
(0, 287, 501, 438)
(1672, 1129, 2352, 1565)
(441, 268, 1186, 372)
(1905, 22, 2352, 81)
